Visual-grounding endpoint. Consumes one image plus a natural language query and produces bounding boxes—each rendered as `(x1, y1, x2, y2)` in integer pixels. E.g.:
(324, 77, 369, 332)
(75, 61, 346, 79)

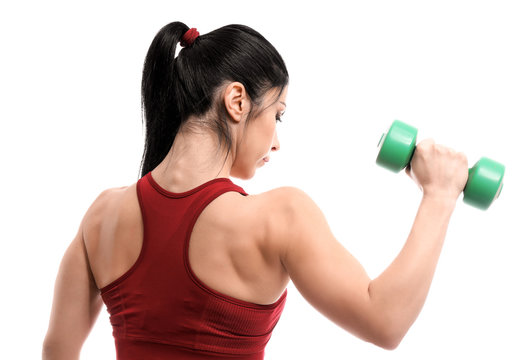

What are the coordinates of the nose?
(271, 129, 280, 152)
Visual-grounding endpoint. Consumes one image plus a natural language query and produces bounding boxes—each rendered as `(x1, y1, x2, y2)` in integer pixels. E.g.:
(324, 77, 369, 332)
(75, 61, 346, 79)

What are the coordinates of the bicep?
(44, 222, 103, 357)
(276, 187, 381, 343)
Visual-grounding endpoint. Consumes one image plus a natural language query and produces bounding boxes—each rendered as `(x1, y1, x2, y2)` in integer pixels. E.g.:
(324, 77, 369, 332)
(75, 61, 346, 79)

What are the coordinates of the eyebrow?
(280, 101, 287, 107)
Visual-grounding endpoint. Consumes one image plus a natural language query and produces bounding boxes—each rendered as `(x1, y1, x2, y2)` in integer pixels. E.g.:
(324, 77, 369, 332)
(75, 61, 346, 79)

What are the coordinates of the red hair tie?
(180, 28, 199, 48)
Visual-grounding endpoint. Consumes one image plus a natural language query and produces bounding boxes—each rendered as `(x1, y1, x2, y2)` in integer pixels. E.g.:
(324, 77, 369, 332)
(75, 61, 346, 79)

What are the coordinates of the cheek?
(259, 117, 276, 142)
(247, 126, 271, 156)
(257, 126, 274, 156)
(237, 118, 275, 166)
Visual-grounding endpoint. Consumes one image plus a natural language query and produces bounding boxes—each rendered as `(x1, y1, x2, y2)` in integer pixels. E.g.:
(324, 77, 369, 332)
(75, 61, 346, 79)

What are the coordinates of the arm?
(42, 214, 104, 359)
(272, 140, 468, 349)
(367, 194, 455, 348)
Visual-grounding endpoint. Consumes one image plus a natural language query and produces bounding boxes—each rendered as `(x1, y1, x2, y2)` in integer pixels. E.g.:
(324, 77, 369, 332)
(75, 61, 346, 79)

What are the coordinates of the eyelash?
(276, 114, 284, 123)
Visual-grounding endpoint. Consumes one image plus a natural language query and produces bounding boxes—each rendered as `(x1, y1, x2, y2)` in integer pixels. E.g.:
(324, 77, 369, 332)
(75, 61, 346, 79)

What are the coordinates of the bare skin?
(43, 82, 469, 359)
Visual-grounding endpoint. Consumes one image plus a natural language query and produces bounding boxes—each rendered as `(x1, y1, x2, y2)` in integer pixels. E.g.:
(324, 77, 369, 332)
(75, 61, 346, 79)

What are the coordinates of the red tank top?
(100, 172, 287, 359)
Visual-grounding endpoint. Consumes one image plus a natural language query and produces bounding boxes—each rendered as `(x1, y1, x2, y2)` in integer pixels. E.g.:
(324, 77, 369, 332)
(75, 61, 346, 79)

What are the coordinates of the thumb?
(405, 164, 412, 177)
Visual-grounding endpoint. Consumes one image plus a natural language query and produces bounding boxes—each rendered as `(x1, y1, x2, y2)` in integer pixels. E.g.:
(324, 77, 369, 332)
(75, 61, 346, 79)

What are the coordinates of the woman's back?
(85, 171, 289, 307)
(83, 171, 290, 358)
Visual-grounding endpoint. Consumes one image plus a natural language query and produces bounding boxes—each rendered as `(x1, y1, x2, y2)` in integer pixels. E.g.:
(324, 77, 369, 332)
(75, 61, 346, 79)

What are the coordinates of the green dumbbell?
(376, 120, 505, 210)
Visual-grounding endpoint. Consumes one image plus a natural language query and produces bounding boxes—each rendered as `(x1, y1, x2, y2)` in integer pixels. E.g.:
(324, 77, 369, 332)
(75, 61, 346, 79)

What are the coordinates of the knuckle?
(438, 144, 455, 155)
(457, 151, 468, 165)
(418, 138, 435, 152)
(435, 144, 447, 154)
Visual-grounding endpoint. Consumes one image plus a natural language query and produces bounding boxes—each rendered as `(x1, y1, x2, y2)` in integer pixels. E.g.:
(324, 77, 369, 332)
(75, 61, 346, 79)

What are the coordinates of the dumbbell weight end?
(376, 120, 418, 172)
(463, 157, 505, 210)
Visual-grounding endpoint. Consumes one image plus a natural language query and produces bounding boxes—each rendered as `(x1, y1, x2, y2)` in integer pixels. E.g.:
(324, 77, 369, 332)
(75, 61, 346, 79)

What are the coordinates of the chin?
(230, 165, 256, 180)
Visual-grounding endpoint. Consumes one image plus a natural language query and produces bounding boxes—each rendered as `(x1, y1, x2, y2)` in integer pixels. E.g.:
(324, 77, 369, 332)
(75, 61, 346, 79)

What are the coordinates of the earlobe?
(224, 82, 247, 123)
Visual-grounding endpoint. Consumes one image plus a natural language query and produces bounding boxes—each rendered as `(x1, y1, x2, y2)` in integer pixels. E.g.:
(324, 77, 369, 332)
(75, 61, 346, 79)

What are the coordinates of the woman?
(43, 21, 468, 359)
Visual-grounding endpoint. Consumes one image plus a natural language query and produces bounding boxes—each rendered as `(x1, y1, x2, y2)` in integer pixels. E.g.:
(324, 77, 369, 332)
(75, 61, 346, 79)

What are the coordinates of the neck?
(151, 127, 234, 193)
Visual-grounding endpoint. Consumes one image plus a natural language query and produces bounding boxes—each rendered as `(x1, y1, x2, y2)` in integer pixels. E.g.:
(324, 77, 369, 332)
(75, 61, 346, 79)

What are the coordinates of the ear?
(224, 82, 248, 123)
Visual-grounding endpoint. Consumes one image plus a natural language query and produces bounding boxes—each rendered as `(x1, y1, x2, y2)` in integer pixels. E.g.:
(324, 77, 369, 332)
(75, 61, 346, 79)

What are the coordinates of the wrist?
(421, 193, 457, 210)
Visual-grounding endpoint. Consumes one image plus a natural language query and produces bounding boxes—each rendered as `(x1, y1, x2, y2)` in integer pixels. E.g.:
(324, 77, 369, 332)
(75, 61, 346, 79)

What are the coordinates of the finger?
(405, 164, 411, 177)
(417, 138, 435, 147)
(457, 151, 468, 164)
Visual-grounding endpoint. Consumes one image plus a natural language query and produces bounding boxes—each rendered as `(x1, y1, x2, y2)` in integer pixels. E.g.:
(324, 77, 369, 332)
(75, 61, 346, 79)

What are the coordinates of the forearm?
(367, 195, 456, 346)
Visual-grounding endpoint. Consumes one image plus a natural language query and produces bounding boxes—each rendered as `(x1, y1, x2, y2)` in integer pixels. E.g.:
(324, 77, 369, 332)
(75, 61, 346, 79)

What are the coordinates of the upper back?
(84, 174, 290, 306)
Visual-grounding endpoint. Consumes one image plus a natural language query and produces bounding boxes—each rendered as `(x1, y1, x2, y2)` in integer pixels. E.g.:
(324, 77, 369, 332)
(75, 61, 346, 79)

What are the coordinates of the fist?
(405, 139, 469, 201)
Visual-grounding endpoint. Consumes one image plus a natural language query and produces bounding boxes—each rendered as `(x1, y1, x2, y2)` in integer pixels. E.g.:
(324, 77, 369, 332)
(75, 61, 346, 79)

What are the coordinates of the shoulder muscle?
(264, 186, 384, 345)
(263, 186, 331, 264)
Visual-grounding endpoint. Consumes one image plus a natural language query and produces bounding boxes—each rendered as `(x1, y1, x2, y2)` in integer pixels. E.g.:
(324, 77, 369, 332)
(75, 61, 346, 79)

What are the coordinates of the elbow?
(375, 335, 402, 351)
(367, 322, 406, 351)
(368, 333, 403, 351)
(363, 300, 407, 350)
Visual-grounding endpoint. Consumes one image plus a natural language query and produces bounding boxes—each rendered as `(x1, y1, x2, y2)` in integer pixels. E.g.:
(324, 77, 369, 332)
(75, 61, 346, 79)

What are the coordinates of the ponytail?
(139, 22, 189, 178)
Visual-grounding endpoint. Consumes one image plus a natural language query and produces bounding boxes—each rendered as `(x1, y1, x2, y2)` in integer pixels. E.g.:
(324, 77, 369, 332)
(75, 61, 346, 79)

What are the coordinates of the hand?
(405, 139, 469, 201)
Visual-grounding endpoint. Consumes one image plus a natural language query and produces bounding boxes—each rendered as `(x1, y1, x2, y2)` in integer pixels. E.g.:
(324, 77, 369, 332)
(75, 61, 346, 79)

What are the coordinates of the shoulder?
(252, 186, 314, 209)
(84, 185, 127, 217)
(258, 186, 324, 227)
(82, 183, 137, 238)
(249, 186, 326, 258)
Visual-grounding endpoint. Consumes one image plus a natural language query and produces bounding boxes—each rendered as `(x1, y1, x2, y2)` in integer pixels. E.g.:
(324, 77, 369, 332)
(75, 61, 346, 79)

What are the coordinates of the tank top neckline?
(147, 171, 234, 198)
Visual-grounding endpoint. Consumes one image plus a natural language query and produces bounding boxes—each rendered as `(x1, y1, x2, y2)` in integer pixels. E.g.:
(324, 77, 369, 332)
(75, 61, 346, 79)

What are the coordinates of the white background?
(1, 0, 515, 359)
